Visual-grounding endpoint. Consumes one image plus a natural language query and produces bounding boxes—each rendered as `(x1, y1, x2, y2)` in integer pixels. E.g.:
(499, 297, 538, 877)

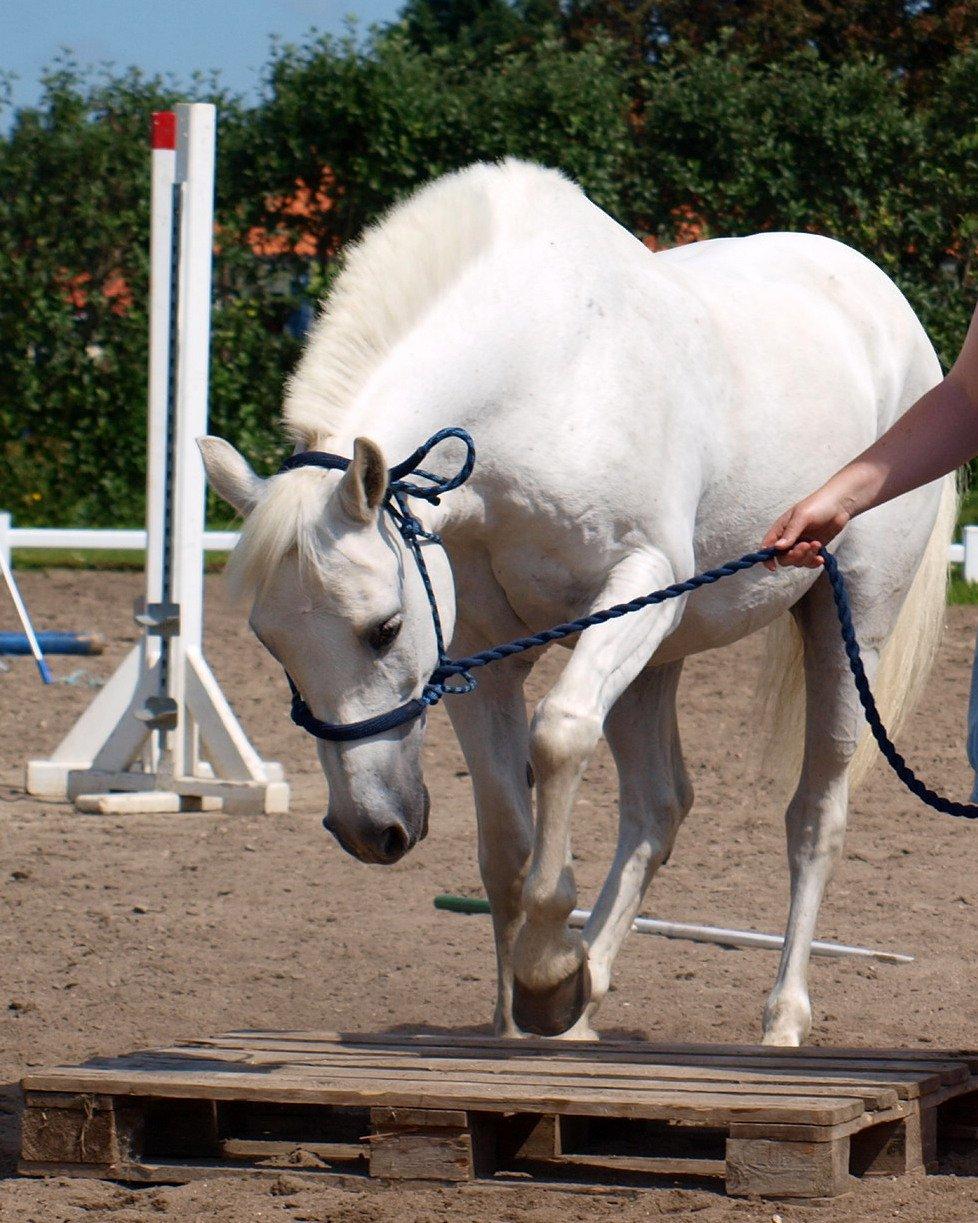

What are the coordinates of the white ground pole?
(26, 104, 288, 815)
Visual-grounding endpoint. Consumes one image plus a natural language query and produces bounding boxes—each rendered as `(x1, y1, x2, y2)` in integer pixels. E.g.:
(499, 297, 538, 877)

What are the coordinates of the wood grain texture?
(369, 1131, 473, 1181)
(726, 1135, 850, 1198)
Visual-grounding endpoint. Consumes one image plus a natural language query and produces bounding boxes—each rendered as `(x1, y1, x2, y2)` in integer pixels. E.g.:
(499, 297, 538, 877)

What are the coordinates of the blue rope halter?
(280, 427, 978, 820)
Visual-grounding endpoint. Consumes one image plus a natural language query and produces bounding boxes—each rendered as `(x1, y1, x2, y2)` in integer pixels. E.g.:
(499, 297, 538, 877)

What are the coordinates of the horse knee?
(620, 775, 693, 865)
(529, 697, 602, 782)
(784, 791, 848, 873)
(521, 698, 601, 924)
(479, 845, 529, 916)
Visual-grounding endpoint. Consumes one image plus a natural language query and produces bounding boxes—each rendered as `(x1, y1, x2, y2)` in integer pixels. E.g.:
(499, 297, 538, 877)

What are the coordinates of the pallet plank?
(220, 1030, 978, 1066)
(729, 1105, 908, 1143)
(139, 1048, 900, 1111)
(167, 1042, 927, 1093)
(512, 1153, 728, 1179)
(185, 1035, 965, 1091)
(218, 1138, 364, 1162)
(21, 1066, 866, 1126)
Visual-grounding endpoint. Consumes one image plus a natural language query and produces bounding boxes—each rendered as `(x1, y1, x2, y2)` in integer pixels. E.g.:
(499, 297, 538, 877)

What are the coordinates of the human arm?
(762, 305, 978, 568)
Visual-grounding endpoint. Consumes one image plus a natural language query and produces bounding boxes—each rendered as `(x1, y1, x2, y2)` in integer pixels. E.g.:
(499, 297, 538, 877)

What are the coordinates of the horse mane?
(230, 159, 579, 600)
(281, 158, 578, 447)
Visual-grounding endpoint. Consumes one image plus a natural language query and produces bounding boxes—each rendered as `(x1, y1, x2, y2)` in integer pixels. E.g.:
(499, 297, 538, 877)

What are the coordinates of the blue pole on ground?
(0, 631, 105, 657)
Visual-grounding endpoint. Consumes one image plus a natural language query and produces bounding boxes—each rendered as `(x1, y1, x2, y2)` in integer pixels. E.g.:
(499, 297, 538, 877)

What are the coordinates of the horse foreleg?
(762, 579, 877, 1047)
(446, 633, 535, 1037)
(582, 661, 692, 1016)
(512, 551, 685, 1036)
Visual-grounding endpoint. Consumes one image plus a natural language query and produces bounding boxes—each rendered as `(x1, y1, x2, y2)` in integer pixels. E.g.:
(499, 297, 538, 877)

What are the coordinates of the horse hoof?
(512, 959, 592, 1036)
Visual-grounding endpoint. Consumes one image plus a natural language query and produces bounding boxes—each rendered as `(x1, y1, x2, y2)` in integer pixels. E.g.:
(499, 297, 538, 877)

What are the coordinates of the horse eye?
(367, 616, 402, 651)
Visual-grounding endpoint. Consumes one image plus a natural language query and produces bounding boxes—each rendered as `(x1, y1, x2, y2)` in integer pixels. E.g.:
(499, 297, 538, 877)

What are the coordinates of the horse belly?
(649, 568, 818, 664)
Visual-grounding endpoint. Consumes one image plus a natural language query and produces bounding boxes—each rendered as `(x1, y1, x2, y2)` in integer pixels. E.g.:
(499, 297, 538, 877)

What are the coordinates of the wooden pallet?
(19, 1031, 978, 1198)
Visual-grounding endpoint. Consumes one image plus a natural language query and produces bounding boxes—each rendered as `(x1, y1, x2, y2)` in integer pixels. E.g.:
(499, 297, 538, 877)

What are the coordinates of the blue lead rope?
(820, 548, 978, 819)
(281, 428, 978, 820)
(429, 551, 775, 679)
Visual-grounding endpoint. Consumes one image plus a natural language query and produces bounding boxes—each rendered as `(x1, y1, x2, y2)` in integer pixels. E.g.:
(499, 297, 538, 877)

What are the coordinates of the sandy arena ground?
(5, 568, 978, 1221)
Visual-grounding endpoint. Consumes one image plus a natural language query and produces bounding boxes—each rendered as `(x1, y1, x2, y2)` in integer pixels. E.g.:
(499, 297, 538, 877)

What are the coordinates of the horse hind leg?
(762, 477, 947, 1047)
(761, 575, 885, 1047)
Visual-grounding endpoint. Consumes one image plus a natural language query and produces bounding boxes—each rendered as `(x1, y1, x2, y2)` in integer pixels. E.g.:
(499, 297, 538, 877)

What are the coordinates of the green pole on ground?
(434, 894, 491, 915)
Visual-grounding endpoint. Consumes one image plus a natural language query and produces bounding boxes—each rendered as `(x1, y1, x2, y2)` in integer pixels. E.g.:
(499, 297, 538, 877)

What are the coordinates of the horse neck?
(307, 221, 658, 536)
(323, 283, 527, 533)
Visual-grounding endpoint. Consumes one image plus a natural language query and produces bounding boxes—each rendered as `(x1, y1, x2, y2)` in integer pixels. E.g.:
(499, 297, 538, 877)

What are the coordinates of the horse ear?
(338, 437, 387, 524)
(197, 436, 266, 517)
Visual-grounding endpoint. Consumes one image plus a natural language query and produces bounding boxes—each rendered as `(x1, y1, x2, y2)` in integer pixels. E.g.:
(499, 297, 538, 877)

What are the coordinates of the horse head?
(199, 434, 456, 864)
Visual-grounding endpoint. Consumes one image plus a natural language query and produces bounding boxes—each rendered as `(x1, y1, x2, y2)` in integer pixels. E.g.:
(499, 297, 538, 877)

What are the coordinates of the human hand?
(761, 487, 854, 570)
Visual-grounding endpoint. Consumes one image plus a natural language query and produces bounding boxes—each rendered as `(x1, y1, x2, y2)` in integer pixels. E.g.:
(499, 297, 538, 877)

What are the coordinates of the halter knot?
(387, 427, 477, 502)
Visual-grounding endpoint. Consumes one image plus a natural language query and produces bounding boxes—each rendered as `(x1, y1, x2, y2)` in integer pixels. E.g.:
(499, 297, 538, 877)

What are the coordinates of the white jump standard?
(26, 104, 287, 816)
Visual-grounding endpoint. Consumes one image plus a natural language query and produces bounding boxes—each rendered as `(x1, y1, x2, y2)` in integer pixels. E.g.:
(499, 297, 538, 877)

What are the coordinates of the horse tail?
(757, 473, 957, 795)
(755, 609, 805, 798)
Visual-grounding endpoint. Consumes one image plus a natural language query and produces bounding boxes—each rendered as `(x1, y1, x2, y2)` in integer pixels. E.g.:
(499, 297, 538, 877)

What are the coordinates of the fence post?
(0, 512, 11, 570)
(25, 104, 287, 815)
(965, 525, 978, 584)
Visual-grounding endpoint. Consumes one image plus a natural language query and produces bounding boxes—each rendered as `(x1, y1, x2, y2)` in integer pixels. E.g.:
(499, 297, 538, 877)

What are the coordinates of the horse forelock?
(227, 468, 335, 604)
(281, 158, 579, 447)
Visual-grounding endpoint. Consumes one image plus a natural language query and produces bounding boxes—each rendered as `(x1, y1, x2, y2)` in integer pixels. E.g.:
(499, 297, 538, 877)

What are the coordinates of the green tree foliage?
(634, 47, 928, 239)
(400, 0, 556, 53)
(227, 28, 633, 275)
(920, 46, 978, 359)
(629, 45, 968, 361)
(0, 62, 298, 525)
(1, 19, 976, 527)
(622, 42, 978, 368)
(564, 0, 978, 87)
(0, 63, 160, 525)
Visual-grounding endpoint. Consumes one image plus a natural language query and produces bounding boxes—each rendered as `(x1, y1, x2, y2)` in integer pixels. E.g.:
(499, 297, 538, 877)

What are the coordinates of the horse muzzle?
(323, 787, 429, 865)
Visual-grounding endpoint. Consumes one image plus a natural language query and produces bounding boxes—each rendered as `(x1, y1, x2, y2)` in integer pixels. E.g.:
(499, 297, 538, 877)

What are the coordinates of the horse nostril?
(378, 822, 410, 863)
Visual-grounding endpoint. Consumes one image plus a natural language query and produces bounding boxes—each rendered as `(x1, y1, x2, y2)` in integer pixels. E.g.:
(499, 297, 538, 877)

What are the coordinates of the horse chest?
(488, 547, 603, 635)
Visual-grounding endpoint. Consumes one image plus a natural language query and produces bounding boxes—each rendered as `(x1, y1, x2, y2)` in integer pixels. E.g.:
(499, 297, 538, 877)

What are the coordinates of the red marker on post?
(151, 110, 176, 150)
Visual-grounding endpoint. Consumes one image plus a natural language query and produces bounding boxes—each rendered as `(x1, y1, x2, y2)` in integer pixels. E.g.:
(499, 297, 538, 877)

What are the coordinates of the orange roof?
(247, 173, 335, 259)
(644, 204, 707, 252)
(60, 269, 134, 314)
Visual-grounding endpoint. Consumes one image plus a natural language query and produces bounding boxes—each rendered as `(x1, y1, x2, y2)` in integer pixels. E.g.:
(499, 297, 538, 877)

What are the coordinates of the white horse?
(200, 160, 954, 1045)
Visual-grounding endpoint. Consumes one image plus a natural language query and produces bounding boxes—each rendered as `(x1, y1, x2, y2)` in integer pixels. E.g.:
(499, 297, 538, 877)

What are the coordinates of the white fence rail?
(4, 510, 978, 581)
(0, 513, 238, 563)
